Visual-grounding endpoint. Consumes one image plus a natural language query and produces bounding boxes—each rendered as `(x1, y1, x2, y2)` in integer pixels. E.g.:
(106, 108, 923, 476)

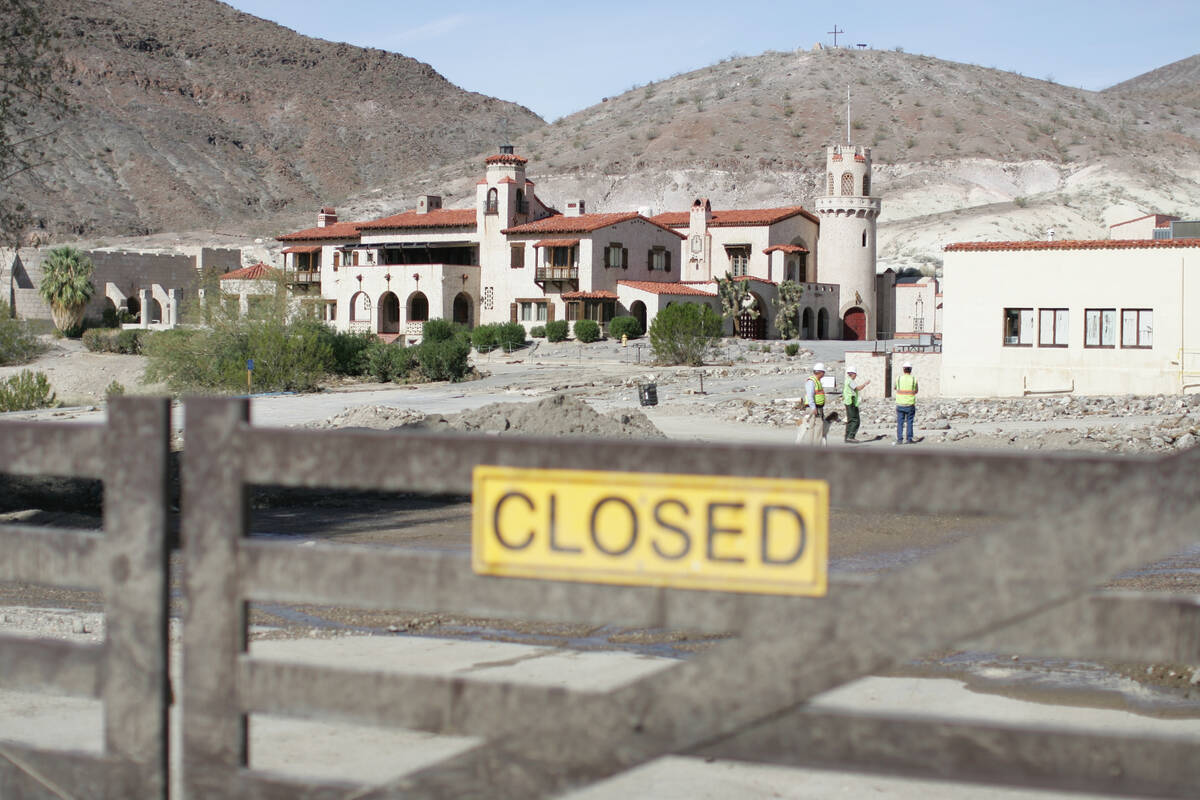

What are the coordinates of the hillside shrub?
(0, 301, 46, 365)
(0, 370, 56, 412)
(545, 320, 569, 342)
(105, 380, 126, 398)
(573, 319, 601, 343)
(81, 328, 143, 355)
(529, 325, 546, 338)
(785, 343, 800, 357)
(422, 318, 460, 343)
(649, 303, 723, 366)
(364, 339, 415, 382)
(608, 316, 643, 340)
(327, 329, 376, 376)
(415, 336, 471, 382)
(470, 323, 499, 352)
(496, 322, 526, 351)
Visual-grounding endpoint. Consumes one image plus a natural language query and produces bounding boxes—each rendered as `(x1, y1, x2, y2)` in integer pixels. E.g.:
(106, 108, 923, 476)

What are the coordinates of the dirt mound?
(313, 394, 664, 439)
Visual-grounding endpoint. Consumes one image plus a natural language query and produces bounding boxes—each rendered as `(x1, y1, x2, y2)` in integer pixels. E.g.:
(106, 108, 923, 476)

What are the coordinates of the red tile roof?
(533, 238, 580, 248)
(561, 290, 618, 299)
(504, 212, 684, 237)
(650, 206, 819, 228)
(486, 153, 528, 166)
(220, 263, 276, 280)
(945, 239, 1200, 252)
(357, 208, 476, 230)
(282, 245, 321, 254)
(763, 244, 809, 254)
(277, 220, 362, 242)
(618, 280, 717, 296)
(1108, 213, 1179, 229)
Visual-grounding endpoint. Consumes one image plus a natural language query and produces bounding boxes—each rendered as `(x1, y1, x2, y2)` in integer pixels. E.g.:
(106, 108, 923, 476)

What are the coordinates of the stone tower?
(815, 144, 881, 340)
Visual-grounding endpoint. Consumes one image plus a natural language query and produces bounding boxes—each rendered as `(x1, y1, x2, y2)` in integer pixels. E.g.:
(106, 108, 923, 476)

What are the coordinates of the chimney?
(500, 144, 515, 155)
(564, 200, 586, 218)
(416, 195, 442, 215)
(317, 207, 337, 228)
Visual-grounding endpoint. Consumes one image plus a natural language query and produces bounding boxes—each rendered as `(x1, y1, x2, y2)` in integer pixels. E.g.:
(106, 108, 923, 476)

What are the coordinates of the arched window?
(486, 188, 498, 214)
(826, 172, 834, 195)
(862, 230, 867, 247)
(349, 291, 371, 322)
(862, 174, 871, 196)
(841, 172, 855, 196)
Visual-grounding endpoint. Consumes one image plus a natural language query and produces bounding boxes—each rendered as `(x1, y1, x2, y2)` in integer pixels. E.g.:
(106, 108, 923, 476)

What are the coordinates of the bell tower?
(815, 143, 881, 340)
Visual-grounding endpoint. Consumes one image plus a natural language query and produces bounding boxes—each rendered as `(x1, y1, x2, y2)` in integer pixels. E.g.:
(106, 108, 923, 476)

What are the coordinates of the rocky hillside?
(16, 0, 543, 241)
(348, 48, 1200, 273)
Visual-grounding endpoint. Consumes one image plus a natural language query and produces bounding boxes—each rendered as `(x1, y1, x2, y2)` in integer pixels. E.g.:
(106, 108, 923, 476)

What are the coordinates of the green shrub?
(785, 343, 800, 357)
(327, 329, 375, 376)
(573, 319, 601, 343)
(101, 307, 137, 328)
(415, 336, 471, 382)
(0, 370, 56, 411)
(105, 380, 126, 398)
(364, 339, 415, 382)
(0, 301, 46, 366)
(82, 328, 143, 355)
(471, 323, 500, 352)
(608, 316, 643, 339)
(649, 303, 723, 366)
(143, 316, 335, 394)
(422, 318, 460, 343)
(529, 325, 546, 338)
(496, 322, 526, 351)
(545, 320, 569, 342)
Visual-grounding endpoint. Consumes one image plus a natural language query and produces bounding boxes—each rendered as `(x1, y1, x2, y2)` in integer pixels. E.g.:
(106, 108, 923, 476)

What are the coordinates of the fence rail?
(1, 397, 1198, 798)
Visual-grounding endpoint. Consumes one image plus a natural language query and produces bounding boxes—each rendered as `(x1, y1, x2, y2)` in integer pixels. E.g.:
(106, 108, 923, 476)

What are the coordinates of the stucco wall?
(842, 351, 888, 400)
(942, 245, 1200, 396)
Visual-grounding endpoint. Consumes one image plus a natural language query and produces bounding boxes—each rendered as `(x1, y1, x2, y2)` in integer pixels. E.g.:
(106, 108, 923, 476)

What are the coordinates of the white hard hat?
(902, 361, 913, 369)
(846, 365, 857, 374)
(813, 362, 826, 372)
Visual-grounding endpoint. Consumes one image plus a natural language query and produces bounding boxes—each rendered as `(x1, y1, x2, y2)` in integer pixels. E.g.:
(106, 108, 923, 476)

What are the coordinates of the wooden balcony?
(288, 270, 320, 285)
(535, 266, 578, 286)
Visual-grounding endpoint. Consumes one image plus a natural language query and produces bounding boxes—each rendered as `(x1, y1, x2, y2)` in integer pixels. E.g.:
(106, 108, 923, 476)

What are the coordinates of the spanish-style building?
(276, 143, 891, 342)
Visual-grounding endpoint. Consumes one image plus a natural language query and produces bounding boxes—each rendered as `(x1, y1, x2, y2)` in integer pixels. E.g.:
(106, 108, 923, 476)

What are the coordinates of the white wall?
(942, 244, 1200, 396)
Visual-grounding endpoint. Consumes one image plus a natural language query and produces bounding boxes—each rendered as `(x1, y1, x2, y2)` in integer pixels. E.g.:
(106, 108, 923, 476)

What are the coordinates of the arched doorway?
(349, 291, 371, 322)
(630, 301, 647, 333)
(378, 292, 400, 334)
(817, 308, 829, 340)
(801, 307, 813, 340)
(452, 292, 472, 327)
(408, 292, 429, 323)
(843, 307, 866, 341)
(737, 292, 767, 340)
(149, 298, 163, 324)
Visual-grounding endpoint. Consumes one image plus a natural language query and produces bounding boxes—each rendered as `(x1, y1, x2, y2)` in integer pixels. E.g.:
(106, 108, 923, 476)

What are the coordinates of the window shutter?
(647, 249, 653, 269)
(665, 251, 672, 272)
(547, 302, 555, 322)
(510, 302, 518, 323)
(622, 247, 628, 269)
(603, 246, 610, 268)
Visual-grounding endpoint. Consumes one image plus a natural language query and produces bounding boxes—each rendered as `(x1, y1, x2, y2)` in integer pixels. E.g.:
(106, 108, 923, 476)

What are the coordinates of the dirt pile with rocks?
(312, 394, 664, 439)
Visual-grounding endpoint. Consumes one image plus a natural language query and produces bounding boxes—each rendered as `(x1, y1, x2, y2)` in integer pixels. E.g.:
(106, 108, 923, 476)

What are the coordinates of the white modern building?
(942, 238, 1200, 396)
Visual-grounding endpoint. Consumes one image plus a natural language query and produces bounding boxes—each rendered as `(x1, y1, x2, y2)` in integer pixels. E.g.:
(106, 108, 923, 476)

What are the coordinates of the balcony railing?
(288, 270, 320, 285)
(536, 266, 578, 282)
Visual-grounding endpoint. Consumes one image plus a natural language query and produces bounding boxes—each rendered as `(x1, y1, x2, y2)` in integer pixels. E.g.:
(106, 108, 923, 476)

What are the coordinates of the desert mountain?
(15, 0, 543, 241)
(341, 47, 1200, 272)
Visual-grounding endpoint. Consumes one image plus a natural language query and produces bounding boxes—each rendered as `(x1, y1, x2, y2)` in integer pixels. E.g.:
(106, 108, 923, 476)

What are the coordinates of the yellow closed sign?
(472, 466, 828, 596)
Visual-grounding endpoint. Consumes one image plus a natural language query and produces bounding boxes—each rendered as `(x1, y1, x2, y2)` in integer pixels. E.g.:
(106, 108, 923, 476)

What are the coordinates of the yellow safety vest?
(895, 373, 918, 406)
(810, 375, 825, 407)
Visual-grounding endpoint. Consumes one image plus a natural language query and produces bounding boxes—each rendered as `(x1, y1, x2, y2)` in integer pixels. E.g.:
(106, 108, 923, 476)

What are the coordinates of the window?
(1121, 309, 1153, 348)
(1003, 308, 1034, 346)
(486, 188, 498, 214)
(1038, 308, 1069, 347)
(649, 247, 671, 271)
(332, 252, 340, 268)
(841, 172, 854, 196)
(826, 171, 834, 195)
(1085, 309, 1116, 348)
(510, 244, 525, 269)
(566, 302, 579, 321)
(548, 246, 572, 267)
(861, 230, 867, 247)
(604, 243, 627, 269)
(519, 301, 548, 322)
(863, 174, 870, 196)
(326, 301, 337, 322)
(726, 246, 749, 276)
(351, 250, 360, 267)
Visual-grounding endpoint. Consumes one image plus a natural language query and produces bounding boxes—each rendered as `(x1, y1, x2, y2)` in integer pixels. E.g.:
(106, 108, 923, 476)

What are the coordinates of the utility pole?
(828, 25, 844, 48)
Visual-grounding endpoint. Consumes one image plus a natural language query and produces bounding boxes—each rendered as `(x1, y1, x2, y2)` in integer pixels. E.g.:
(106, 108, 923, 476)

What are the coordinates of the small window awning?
(533, 238, 580, 248)
(561, 290, 617, 300)
(763, 244, 809, 254)
(282, 245, 321, 254)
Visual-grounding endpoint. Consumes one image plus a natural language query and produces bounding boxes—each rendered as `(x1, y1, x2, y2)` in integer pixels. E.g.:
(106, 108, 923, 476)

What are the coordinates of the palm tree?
(38, 246, 95, 335)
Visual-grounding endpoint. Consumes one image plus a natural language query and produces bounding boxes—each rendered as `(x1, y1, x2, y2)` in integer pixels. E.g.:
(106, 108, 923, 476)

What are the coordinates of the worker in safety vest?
(805, 363, 827, 420)
(842, 365, 870, 443)
(894, 361, 919, 445)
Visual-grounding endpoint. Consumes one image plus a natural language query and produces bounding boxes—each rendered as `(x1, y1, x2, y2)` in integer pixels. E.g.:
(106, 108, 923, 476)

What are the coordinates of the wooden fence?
(1, 396, 1199, 798)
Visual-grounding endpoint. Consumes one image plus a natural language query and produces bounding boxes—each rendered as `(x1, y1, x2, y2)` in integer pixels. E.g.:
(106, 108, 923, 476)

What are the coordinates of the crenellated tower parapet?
(815, 143, 881, 340)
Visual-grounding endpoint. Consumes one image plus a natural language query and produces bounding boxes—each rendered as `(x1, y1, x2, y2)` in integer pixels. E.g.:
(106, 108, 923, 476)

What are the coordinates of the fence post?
(181, 397, 250, 798)
(102, 396, 171, 798)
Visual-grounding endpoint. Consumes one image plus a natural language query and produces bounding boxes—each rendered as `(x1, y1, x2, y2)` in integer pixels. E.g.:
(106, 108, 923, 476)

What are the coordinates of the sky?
(224, 0, 1200, 122)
